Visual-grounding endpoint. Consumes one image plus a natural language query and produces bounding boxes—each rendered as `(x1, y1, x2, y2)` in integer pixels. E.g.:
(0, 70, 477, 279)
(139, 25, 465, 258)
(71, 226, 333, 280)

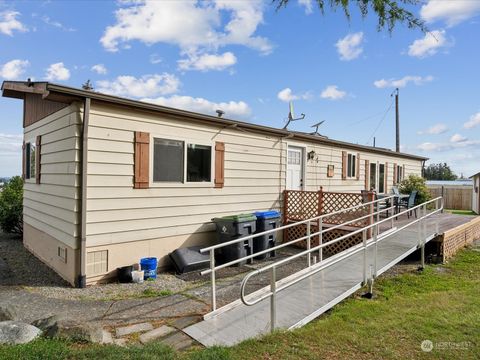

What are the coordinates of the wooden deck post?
(317, 186, 323, 248)
(283, 190, 289, 243)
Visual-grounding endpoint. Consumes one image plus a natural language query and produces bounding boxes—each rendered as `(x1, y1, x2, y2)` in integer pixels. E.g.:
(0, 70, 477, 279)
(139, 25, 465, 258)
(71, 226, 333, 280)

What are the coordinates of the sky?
(1, 0, 480, 177)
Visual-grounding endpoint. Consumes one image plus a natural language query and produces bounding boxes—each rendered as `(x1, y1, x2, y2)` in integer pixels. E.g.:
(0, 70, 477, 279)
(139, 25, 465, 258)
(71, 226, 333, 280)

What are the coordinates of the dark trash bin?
(253, 210, 281, 259)
(212, 214, 257, 266)
(169, 246, 210, 274)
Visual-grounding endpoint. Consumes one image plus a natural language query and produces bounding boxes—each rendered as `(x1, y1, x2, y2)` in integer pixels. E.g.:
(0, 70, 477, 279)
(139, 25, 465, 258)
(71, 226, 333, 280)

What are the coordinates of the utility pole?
(394, 88, 400, 152)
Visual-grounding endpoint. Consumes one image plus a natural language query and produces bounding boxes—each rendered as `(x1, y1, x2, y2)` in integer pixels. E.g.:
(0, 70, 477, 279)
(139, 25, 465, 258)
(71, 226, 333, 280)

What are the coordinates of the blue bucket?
(140, 257, 158, 280)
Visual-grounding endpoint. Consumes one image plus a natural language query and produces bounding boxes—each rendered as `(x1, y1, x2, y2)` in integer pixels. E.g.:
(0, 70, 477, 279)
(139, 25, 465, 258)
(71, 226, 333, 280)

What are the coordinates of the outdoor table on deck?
(377, 193, 409, 214)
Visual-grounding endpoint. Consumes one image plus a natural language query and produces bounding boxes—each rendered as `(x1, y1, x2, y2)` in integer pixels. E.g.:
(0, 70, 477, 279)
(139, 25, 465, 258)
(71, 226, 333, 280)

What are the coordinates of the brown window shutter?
(384, 162, 389, 192)
(36, 135, 41, 184)
(341, 151, 347, 180)
(393, 163, 397, 185)
(22, 141, 26, 180)
(356, 153, 360, 180)
(364, 160, 370, 190)
(402, 165, 405, 181)
(214, 142, 225, 188)
(134, 131, 150, 189)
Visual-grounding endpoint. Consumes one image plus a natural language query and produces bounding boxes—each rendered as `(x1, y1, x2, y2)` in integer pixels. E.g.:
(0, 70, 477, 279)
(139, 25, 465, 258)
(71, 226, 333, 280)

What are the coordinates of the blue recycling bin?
(253, 210, 281, 259)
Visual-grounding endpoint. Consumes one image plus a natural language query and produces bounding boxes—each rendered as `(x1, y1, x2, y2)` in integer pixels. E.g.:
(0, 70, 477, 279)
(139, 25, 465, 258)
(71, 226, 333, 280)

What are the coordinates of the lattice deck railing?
(283, 188, 374, 257)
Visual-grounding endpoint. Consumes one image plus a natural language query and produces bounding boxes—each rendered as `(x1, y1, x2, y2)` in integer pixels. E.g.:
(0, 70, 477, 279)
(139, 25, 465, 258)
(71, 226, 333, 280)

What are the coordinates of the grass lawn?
(1, 246, 479, 360)
(444, 209, 477, 216)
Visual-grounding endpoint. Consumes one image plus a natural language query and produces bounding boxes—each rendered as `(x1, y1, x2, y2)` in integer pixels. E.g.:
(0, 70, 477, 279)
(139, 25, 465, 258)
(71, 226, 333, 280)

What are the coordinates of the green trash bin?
(212, 213, 257, 266)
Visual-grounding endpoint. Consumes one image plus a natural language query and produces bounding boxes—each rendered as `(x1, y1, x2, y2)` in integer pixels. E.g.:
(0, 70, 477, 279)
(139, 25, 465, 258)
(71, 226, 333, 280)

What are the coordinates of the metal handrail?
(240, 197, 443, 314)
(200, 195, 395, 254)
(201, 193, 399, 313)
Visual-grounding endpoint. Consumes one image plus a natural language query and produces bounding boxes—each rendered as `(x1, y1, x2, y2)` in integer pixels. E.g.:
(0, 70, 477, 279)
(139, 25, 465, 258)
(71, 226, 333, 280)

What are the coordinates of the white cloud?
(420, 0, 480, 27)
(417, 139, 480, 152)
(100, 0, 272, 56)
(464, 112, 480, 129)
(0, 133, 22, 155)
(298, 0, 314, 15)
(277, 88, 311, 102)
(178, 52, 237, 72)
(41, 15, 76, 32)
(0, 11, 27, 36)
(45, 62, 70, 81)
(0, 59, 29, 80)
(150, 54, 162, 64)
(335, 32, 364, 61)
(91, 64, 107, 75)
(450, 134, 467, 143)
(417, 123, 448, 135)
(141, 95, 251, 119)
(320, 85, 347, 100)
(374, 75, 434, 88)
(96, 73, 180, 98)
(408, 30, 451, 58)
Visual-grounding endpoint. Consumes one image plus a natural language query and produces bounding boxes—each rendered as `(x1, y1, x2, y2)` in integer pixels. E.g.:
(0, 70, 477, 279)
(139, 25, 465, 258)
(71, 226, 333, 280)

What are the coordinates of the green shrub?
(398, 174, 430, 205)
(0, 176, 23, 234)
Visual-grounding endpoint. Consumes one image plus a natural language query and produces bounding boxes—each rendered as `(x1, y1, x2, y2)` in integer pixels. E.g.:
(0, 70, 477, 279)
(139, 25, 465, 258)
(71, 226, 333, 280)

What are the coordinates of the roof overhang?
(2, 80, 428, 162)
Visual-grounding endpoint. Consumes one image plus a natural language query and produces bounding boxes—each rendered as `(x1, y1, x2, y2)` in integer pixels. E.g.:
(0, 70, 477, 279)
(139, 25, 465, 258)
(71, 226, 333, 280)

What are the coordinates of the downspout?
(77, 97, 90, 288)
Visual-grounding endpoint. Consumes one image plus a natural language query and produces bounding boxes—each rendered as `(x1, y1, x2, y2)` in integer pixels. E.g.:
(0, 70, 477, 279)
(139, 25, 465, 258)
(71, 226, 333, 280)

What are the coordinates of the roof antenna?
(283, 101, 305, 129)
(310, 121, 325, 136)
(216, 109, 225, 118)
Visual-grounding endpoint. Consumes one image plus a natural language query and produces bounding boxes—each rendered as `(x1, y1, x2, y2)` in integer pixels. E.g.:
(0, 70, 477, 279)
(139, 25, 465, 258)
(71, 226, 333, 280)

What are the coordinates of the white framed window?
(152, 136, 213, 185)
(347, 153, 357, 178)
(25, 141, 36, 180)
(370, 162, 386, 193)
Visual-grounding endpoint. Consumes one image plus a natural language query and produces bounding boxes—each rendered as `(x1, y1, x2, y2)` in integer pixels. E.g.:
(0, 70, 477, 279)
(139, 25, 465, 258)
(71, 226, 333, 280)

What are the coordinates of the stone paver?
(115, 322, 153, 337)
(161, 331, 196, 351)
(170, 315, 202, 329)
(114, 338, 127, 347)
(102, 330, 113, 344)
(139, 325, 176, 344)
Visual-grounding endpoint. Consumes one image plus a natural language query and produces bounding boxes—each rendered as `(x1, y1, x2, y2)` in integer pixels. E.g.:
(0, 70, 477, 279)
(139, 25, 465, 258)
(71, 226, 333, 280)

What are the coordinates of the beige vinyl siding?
(298, 141, 422, 193)
(23, 103, 82, 249)
(85, 103, 285, 249)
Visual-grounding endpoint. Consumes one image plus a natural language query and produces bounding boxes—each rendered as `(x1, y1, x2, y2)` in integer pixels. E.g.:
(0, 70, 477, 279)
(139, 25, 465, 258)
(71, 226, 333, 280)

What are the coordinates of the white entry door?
(286, 146, 304, 190)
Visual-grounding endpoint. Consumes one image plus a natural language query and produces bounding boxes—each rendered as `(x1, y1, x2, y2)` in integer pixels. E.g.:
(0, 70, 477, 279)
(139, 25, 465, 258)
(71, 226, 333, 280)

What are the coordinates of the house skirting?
(85, 231, 213, 285)
(23, 222, 79, 286)
(437, 216, 480, 260)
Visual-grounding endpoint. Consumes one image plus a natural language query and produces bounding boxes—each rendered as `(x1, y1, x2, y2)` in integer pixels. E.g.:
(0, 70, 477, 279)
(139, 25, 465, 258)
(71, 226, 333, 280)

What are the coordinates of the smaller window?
(347, 153, 356, 178)
(396, 165, 403, 183)
(187, 144, 211, 182)
(25, 142, 36, 179)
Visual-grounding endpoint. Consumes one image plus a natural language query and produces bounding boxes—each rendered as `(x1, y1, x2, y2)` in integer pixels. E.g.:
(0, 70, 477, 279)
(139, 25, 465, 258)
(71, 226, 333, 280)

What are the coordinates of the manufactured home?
(2, 81, 427, 286)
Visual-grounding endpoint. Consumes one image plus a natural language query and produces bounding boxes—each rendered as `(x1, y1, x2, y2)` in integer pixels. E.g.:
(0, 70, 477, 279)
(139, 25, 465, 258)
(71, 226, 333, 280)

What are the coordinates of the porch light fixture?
(308, 150, 316, 160)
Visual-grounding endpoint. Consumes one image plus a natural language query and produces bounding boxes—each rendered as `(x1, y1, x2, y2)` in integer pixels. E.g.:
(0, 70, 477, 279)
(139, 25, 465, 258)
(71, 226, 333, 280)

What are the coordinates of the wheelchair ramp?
(185, 221, 438, 347)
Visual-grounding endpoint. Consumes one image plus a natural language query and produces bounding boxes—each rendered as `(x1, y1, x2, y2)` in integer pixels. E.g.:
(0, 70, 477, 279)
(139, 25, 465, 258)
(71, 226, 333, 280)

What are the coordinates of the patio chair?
(391, 186, 400, 196)
(398, 190, 417, 218)
(375, 193, 390, 218)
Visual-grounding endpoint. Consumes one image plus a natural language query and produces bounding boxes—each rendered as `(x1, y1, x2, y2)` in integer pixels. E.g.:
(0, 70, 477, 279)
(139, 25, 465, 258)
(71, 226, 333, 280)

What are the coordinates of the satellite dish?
(310, 121, 325, 136)
(283, 101, 305, 129)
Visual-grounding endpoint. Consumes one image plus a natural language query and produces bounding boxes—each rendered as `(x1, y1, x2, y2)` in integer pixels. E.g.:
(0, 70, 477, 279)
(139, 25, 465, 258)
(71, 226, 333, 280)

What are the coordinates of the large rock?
(44, 319, 104, 343)
(0, 321, 42, 345)
(31, 315, 61, 332)
(0, 305, 16, 322)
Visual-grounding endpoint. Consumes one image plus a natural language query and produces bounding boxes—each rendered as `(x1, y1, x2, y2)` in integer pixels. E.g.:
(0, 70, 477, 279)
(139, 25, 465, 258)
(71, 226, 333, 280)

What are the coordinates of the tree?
(399, 174, 430, 205)
(274, 0, 427, 33)
(424, 163, 457, 181)
(0, 176, 23, 235)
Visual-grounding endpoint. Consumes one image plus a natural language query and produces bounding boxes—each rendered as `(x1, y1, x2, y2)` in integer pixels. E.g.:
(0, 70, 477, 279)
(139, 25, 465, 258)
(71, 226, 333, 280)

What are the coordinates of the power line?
(365, 98, 394, 146)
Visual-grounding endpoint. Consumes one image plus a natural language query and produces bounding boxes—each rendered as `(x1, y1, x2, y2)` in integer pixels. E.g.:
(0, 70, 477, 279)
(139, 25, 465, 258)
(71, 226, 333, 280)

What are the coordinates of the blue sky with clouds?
(1, 0, 480, 177)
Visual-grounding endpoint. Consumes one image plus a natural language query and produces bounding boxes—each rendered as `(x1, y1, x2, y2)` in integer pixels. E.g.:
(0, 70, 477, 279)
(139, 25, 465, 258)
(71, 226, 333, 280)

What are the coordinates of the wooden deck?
(185, 212, 478, 347)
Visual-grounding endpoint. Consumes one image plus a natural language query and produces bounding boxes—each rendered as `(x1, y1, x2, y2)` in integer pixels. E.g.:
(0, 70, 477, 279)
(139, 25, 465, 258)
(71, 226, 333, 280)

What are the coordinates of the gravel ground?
(0, 232, 194, 301)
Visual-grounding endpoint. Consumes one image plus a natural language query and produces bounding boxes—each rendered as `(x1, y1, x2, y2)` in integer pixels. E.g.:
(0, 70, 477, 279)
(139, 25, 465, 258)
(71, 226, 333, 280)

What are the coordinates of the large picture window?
(153, 137, 212, 183)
